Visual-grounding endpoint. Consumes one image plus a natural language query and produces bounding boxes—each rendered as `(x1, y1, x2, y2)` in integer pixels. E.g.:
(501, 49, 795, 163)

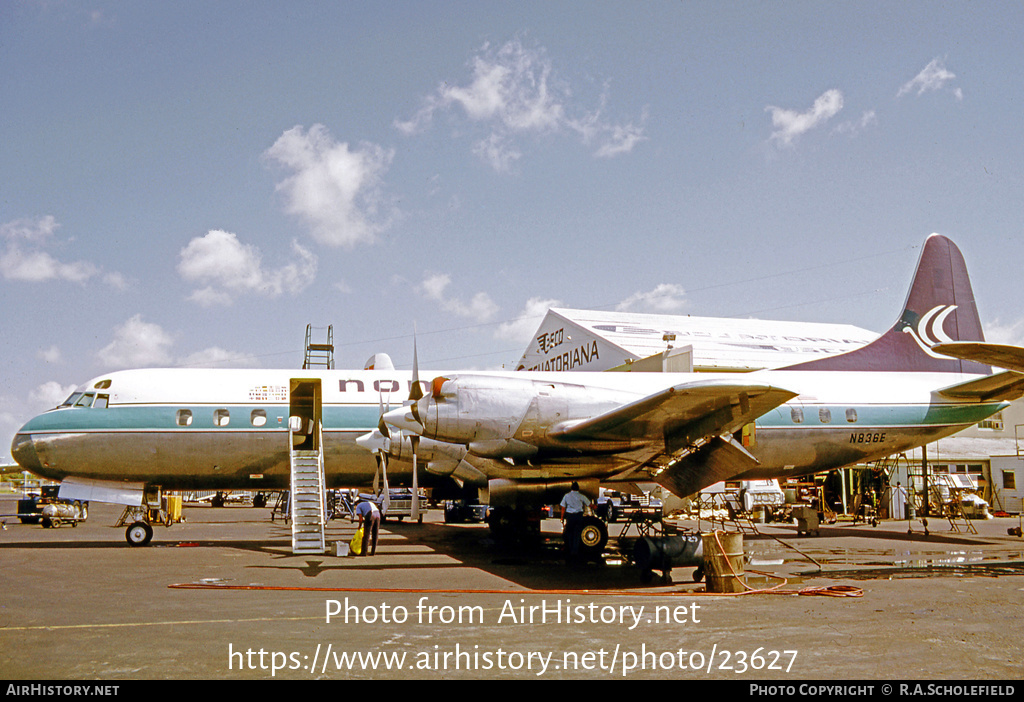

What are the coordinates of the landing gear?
(576, 516, 609, 558)
(125, 521, 154, 547)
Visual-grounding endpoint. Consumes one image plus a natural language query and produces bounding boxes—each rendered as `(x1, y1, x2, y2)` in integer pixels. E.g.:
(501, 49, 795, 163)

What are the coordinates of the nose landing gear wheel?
(126, 521, 154, 547)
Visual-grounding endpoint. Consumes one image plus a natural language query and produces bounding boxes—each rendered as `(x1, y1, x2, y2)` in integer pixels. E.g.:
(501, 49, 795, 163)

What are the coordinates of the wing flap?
(652, 435, 760, 498)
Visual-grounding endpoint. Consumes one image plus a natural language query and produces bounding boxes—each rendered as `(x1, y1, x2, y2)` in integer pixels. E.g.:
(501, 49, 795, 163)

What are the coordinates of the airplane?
(11, 234, 1024, 556)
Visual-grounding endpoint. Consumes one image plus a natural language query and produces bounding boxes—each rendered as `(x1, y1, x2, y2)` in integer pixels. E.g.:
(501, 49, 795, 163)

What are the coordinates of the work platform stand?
(906, 447, 933, 537)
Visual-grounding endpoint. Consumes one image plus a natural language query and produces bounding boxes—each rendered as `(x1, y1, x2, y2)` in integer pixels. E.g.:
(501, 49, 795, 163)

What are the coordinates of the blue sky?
(3, 1, 1024, 463)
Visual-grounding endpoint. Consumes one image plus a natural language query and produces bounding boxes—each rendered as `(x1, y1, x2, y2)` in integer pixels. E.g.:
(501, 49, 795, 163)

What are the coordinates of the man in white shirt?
(355, 498, 381, 556)
(560, 482, 591, 560)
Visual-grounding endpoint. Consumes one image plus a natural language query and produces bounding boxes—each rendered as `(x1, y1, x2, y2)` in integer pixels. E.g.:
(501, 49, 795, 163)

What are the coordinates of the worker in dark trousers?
(560, 482, 591, 561)
(355, 498, 381, 556)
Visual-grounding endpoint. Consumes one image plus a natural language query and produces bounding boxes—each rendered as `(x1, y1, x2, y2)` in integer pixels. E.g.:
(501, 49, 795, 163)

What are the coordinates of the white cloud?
(29, 381, 79, 409)
(898, 58, 960, 99)
(97, 315, 175, 369)
(615, 283, 688, 313)
(984, 317, 1024, 347)
(495, 296, 562, 343)
(0, 215, 128, 287)
(177, 229, 317, 306)
(95, 315, 258, 371)
(37, 345, 62, 364)
(264, 124, 395, 247)
(766, 89, 844, 147)
(396, 39, 647, 169)
(1, 216, 95, 283)
(833, 110, 878, 138)
(418, 273, 499, 322)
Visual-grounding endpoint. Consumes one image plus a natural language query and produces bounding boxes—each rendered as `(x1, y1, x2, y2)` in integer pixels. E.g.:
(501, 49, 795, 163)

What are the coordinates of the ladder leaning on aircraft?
(11, 234, 1024, 557)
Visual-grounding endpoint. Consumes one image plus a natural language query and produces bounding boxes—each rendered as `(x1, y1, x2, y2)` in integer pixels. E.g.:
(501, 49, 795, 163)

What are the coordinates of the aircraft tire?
(126, 521, 154, 547)
(577, 516, 608, 558)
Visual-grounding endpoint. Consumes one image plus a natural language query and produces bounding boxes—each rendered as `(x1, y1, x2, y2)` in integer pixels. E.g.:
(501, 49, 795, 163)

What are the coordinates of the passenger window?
(94, 394, 109, 409)
(214, 409, 230, 427)
(819, 408, 832, 424)
(790, 407, 804, 424)
(176, 410, 193, 427)
(251, 409, 267, 427)
(846, 408, 858, 423)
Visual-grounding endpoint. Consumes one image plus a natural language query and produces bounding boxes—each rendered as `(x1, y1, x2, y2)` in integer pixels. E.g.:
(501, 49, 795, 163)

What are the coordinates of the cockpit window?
(94, 394, 109, 409)
(94, 379, 112, 389)
(61, 392, 84, 408)
(74, 393, 95, 408)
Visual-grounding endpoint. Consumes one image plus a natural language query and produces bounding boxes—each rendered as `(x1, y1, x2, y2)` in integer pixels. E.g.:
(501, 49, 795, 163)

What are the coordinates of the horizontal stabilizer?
(933, 342, 1024, 374)
(934, 342, 1024, 401)
(937, 371, 1024, 402)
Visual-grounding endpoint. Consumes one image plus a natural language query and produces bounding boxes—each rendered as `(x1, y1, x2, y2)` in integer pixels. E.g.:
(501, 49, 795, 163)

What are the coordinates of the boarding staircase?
(289, 422, 327, 554)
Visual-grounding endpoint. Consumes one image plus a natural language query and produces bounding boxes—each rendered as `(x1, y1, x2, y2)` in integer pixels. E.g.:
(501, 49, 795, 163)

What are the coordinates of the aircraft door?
(289, 379, 323, 452)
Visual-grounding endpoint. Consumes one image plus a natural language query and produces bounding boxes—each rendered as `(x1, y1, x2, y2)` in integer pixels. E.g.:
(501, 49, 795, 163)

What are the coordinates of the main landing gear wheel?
(125, 521, 154, 547)
(577, 516, 608, 559)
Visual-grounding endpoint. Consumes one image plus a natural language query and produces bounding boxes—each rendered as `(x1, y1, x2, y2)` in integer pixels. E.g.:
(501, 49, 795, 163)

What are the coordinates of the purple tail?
(782, 234, 989, 374)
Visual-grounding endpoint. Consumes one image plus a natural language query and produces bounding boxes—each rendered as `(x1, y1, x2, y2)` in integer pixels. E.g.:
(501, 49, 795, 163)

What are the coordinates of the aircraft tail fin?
(781, 234, 990, 374)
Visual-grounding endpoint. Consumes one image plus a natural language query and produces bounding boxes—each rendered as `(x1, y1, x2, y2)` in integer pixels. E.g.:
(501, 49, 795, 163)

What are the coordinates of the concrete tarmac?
(1, 497, 1022, 680)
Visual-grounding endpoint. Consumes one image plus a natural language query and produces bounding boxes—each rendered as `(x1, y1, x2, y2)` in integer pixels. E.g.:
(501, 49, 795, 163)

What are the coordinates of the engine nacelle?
(487, 477, 599, 510)
(383, 374, 631, 460)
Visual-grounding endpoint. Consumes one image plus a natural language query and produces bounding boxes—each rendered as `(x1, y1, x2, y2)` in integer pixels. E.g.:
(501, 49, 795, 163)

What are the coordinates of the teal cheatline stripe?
(758, 402, 1007, 428)
(21, 403, 382, 433)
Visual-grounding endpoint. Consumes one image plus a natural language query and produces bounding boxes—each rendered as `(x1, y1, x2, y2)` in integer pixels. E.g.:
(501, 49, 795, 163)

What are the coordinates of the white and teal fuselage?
(11, 366, 1004, 496)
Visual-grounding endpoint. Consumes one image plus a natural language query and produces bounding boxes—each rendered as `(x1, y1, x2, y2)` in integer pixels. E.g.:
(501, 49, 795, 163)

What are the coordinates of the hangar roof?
(516, 308, 878, 372)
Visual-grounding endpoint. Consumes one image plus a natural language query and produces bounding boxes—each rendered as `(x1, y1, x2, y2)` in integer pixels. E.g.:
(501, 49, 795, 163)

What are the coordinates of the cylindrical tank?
(634, 534, 703, 580)
(702, 531, 745, 593)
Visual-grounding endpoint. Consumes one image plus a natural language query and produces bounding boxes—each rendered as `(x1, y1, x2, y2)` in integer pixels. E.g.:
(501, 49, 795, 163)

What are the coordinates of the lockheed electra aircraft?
(11, 234, 1024, 552)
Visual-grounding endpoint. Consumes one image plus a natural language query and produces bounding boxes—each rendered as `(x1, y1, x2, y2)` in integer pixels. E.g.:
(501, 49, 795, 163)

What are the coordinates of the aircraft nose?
(11, 433, 42, 472)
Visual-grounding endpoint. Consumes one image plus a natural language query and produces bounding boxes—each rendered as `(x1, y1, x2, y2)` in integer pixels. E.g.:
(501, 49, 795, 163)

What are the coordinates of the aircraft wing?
(548, 380, 796, 447)
(546, 380, 796, 497)
(934, 343, 1024, 401)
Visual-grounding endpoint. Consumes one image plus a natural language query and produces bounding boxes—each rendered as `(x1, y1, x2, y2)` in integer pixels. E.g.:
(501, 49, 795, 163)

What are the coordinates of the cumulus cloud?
(833, 110, 878, 138)
(418, 273, 499, 322)
(178, 229, 317, 306)
(95, 315, 259, 371)
(264, 124, 395, 247)
(898, 58, 961, 100)
(29, 381, 79, 409)
(984, 317, 1024, 347)
(495, 296, 562, 343)
(37, 345, 62, 364)
(0, 216, 99, 284)
(97, 315, 175, 369)
(766, 89, 844, 147)
(396, 38, 647, 170)
(615, 283, 688, 313)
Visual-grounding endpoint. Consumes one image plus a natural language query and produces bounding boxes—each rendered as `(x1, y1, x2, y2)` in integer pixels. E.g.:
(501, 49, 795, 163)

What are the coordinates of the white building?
(515, 308, 878, 373)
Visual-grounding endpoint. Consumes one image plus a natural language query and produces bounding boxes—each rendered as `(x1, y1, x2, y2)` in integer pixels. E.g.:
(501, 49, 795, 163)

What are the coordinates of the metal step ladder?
(289, 434, 327, 554)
